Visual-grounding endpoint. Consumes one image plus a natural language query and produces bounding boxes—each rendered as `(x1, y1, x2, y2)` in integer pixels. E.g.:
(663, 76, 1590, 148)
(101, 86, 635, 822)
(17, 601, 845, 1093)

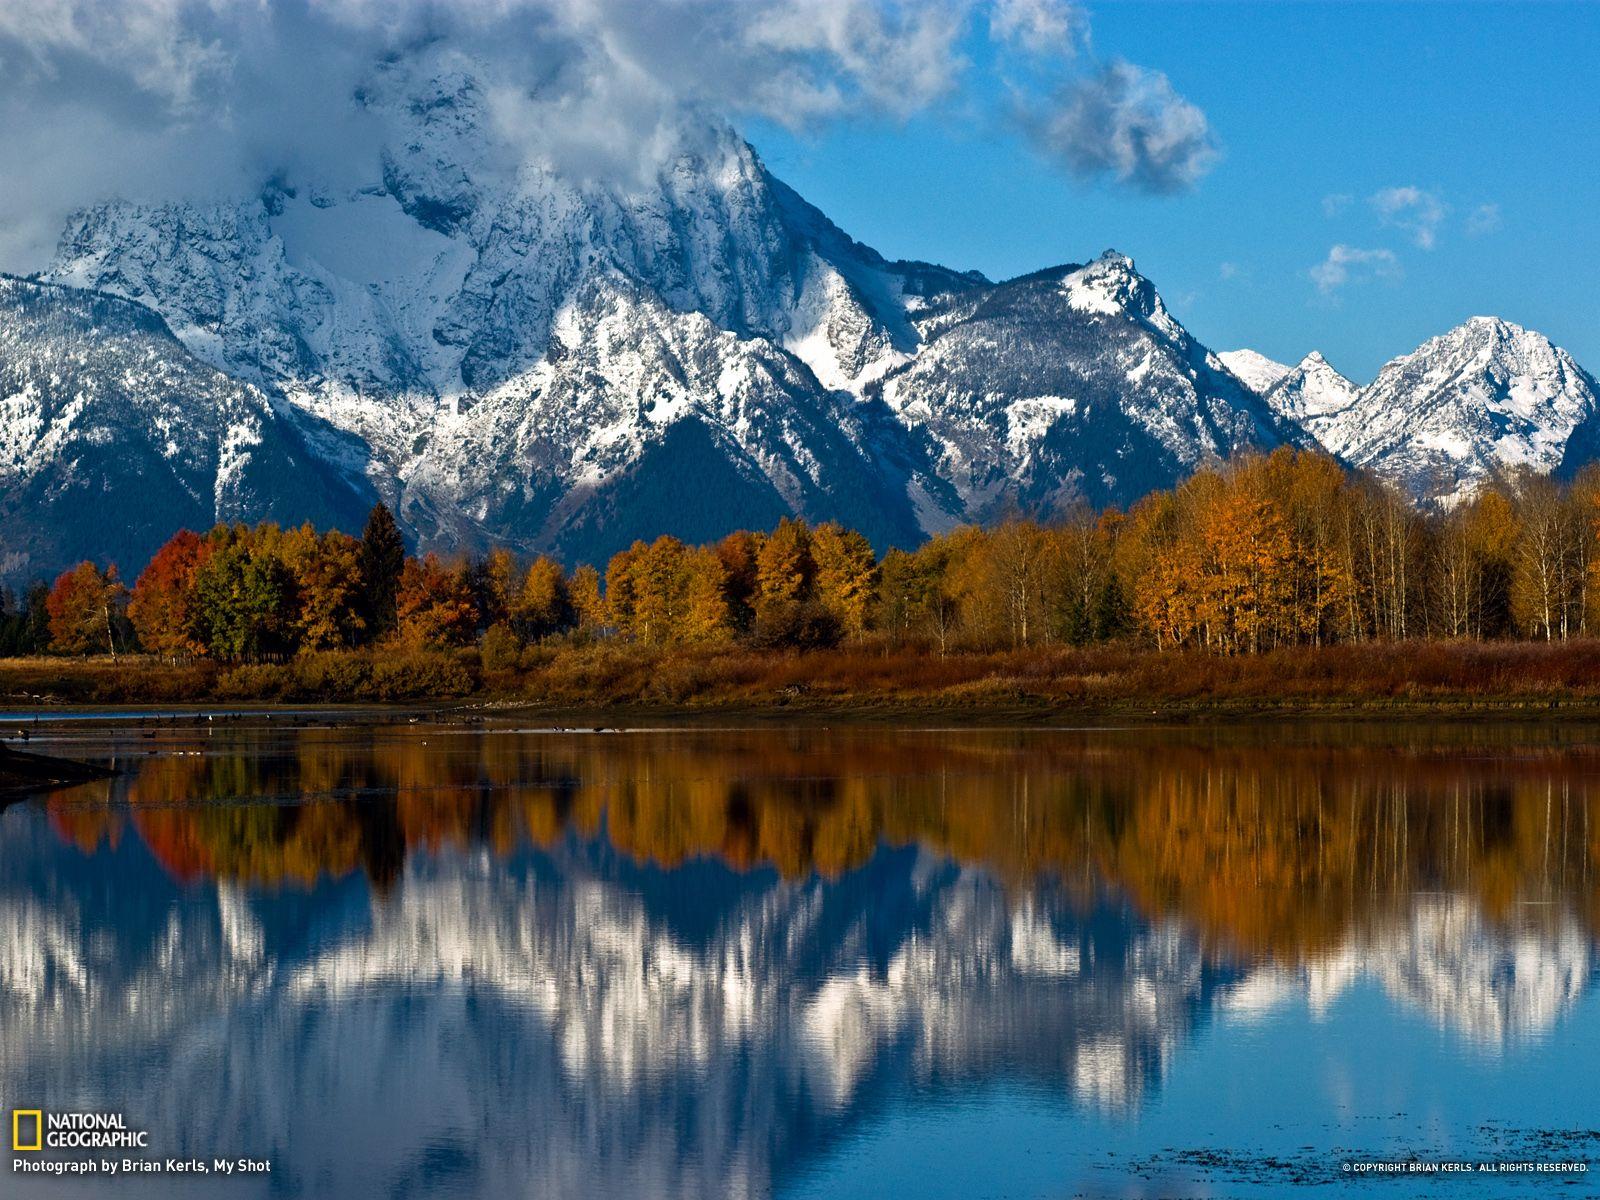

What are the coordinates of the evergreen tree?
(358, 502, 407, 640)
(22, 583, 50, 653)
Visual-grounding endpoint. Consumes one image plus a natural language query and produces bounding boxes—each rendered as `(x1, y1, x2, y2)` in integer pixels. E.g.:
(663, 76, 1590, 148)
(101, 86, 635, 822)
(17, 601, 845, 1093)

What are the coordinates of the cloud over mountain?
(0, 0, 1213, 270)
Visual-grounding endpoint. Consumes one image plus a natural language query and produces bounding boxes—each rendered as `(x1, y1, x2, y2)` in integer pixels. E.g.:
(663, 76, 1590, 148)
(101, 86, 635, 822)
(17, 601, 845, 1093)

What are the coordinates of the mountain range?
(2, 50, 1598, 582)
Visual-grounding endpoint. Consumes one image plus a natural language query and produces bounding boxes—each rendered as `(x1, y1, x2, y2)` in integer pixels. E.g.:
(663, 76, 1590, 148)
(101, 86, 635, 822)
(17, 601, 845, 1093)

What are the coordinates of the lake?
(2, 717, 1598, 1198)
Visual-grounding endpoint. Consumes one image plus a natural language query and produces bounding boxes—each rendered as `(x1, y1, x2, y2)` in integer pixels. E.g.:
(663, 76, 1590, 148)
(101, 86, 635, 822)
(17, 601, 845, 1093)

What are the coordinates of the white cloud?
(1310, 244, 1401, 296)
(0, 0, 1217, 269)
(1321, 192, 1353, 218)
(990, 0, 1087, 54)
(1021, 60, 1218, 194)
(1369, 185, 1446, 250)
(1465, 202, 1502, 236)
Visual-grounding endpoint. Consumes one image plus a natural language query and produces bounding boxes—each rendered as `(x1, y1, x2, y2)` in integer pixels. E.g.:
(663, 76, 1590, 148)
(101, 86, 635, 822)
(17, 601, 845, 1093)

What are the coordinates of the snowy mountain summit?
(1313, 318, 1600, 504)
(1219, 350, 1291, 397)
(1261, 352, 1361, 430)
(2, 50, 1598, 578)
(9, 52, 1290, 577)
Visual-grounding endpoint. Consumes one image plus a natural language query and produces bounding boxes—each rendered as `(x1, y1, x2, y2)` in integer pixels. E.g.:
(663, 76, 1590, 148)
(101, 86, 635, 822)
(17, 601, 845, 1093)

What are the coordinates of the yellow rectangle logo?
(12, 1109, 42, 1151)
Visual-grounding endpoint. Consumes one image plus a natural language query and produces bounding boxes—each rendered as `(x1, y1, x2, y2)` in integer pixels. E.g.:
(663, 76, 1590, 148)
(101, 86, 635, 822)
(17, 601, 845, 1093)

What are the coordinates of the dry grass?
(5, 639, 1600, 714)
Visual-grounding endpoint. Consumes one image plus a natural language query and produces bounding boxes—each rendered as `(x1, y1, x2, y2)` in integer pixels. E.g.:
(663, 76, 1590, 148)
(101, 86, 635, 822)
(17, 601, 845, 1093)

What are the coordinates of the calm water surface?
(3, 718, 1599, 1199)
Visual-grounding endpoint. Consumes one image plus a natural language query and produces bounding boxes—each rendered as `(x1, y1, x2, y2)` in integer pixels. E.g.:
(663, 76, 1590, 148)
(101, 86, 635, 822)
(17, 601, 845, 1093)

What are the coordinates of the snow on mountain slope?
(1260, 351, 1361, 439)
(1218, 349, 1291, 397)
(27, 48, 1592, 571)
(25, 36, 1600, 578)
(41, 50, 997, 567)
(0, 276, 372, 581)
(1315, 317, 1600, 504)
(873, 253, 1303, 515)
(30, 48, 1297, 573)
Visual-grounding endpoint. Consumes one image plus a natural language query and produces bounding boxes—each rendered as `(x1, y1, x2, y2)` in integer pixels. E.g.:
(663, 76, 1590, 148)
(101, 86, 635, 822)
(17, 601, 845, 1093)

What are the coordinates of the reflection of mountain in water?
(0, 811, 1229, 1199)
(8, 725, 1600, 1198)
(1224, 895, 1594, 1047)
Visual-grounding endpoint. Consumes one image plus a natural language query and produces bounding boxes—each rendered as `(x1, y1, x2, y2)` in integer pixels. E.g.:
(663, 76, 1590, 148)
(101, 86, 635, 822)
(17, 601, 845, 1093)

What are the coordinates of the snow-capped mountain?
(1314, 318, 1600, 504)
(1218, 349, 1291, 397)
(871, 253, 1302, 516)
(14, 51, 1290, 576)
(4, 47, 1597, 577)
(1261, 351, 1361, 434)
(0, 275, 371, 581)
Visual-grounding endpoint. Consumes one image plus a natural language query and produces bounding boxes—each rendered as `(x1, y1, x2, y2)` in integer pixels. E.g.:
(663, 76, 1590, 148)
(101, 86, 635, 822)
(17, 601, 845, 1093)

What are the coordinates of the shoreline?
(6, 695, 1600, 727)
(6, 639, 1600, 725)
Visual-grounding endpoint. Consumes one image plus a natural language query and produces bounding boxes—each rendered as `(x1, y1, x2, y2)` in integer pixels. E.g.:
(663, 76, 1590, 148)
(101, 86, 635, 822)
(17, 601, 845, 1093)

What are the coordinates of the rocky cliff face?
(0, 276, 371, 582)
(20, 52, 1290, 576)
(6, 49, 1595, 579)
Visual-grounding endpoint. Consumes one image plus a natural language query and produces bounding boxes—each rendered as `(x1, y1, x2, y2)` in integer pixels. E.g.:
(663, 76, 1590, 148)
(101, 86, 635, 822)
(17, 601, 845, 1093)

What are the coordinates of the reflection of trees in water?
(46, 726, 1600, 956)
(8, 724, 1600, 1197)
(1, 815, 1226, 1199)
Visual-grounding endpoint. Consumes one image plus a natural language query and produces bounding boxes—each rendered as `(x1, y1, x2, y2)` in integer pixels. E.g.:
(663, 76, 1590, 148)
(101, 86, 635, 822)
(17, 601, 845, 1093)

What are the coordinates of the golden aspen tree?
(512, 556, 571, 641)
(570, 564, 607, 635)
(811, 521, 877, 639)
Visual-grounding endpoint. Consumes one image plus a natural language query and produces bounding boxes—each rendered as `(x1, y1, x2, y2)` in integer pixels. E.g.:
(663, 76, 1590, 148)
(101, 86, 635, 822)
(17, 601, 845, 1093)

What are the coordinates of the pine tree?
(358, 502, 407, 641)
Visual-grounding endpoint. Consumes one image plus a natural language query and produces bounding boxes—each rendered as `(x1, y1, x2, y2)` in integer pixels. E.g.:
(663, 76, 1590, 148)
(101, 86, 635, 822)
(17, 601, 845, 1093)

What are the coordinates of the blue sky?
(748, 1, 1600, 382)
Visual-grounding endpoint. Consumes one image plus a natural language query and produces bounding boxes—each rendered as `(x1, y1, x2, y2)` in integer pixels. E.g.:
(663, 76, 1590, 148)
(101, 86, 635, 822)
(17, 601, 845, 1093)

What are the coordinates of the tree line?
(15, 447, 1600, 661)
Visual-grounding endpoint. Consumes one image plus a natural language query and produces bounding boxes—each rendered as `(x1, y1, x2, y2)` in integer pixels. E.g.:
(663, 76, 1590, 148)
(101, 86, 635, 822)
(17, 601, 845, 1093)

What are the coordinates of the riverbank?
(5, 640, 1600, 719)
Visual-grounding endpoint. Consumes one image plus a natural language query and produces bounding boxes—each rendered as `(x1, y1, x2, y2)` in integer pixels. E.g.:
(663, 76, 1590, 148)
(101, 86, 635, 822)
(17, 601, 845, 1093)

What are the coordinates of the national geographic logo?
(10, 1109, 148, 1150)
(12, 1109, 42, 1152)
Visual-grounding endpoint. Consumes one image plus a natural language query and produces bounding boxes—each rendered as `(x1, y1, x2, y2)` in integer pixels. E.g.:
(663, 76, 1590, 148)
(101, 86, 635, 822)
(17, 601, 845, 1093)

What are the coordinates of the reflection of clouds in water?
(1221, 895, 1595, 1047)
(5, 797, 1596, 1200)
(0, 826, 1222, 1199)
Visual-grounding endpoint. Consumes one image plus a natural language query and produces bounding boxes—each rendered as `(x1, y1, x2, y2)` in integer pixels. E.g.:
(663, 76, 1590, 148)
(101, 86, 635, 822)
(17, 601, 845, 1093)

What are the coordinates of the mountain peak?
(1059, 250, 1172, 332)
(1314, 316, 1598, 504)
(1261, 349, 1359, 433)
(1219, 349, 1291, 397)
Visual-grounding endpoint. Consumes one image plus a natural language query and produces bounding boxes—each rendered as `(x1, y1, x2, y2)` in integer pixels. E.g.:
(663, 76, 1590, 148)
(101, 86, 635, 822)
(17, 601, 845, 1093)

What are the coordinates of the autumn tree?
(606, 536, 732, 645)
(714, 530, 761, 633)
(46, 562, 129, 657)
(395, 554, 479, 649)
(129, 530, 212, 659)
(679, 547, 733, 643)
(754, 518, 814, 619)
(811, 522, 877, 639)
(282, 525, 366, 650)
(511, 556, 573, 641)
(569, 564, 607, 635)
(875, 538, 961, 654)
(475, 547, 522, 631)
(189, 532, 298, 661)
(1509, 470, 1583, 640)
(1050, 507, 1121, 644)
